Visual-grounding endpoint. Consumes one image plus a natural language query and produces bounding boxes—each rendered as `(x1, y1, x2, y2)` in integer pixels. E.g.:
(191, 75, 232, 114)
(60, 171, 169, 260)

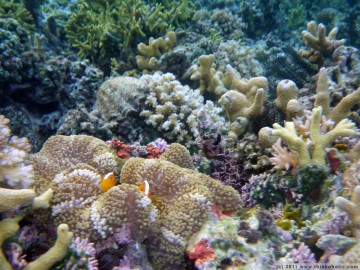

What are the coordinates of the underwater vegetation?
(0, 0, 360, 269)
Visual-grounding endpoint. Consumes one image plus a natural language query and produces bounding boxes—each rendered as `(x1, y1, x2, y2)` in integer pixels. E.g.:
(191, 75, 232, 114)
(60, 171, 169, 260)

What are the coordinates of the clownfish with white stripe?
(138, 180, 150, 197)
(100, 172, 117, 192)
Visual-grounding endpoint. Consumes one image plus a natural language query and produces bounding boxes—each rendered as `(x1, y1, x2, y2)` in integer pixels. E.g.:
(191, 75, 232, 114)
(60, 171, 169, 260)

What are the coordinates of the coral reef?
(1, 0, 360, 269)
(65, 0, 195, 67)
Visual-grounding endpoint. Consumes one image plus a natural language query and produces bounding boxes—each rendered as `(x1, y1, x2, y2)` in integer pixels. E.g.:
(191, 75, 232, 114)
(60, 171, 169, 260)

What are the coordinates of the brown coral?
(30, 135, 116, 194)
(120, 155, 243, 269)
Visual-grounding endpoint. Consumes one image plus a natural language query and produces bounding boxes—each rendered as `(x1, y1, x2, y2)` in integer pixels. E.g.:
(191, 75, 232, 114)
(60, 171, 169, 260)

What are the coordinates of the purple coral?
(65, 237, 98, 270)
(289, 242, 316, 264)
(150, 138, 169, 152)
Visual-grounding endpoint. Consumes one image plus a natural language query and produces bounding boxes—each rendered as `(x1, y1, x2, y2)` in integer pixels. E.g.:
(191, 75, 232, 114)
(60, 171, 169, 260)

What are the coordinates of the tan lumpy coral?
(91, 183, 158, 241)
(275, 79, 299, 114)
(160, 143, 195, 169)
(30, 135, 116, 193)
(120, 146, 243, 269)
(222, 65, 268, 104)
(219, 89, 266, 123)
(51, 164, 103, 240)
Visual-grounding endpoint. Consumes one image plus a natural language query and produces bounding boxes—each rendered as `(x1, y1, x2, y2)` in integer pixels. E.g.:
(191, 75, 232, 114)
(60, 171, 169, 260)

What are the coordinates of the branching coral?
(335, 186, 360, 238)
(0, 0, 34, 30)
(300, 21, 346, 62)
(272, 107, 357, 168)
(136, 31, 177, 72)
(313, 68, 360, 123)
(65, 0, 195, 66)
(140, 72, 204, 144)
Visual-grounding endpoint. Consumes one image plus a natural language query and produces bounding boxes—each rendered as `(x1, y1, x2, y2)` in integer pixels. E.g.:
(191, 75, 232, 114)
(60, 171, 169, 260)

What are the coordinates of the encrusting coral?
(272, 106, 357, 168)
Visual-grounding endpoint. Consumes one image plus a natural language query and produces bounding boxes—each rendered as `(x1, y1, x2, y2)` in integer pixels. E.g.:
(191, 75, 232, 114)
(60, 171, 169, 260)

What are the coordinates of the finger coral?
(300, 21, 346, 62)
(272, 107, 357, 167)
(136, 31, 177, 72)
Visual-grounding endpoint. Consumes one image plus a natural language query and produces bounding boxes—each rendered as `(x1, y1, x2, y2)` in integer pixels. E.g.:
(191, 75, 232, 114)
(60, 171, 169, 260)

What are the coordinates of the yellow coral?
(272, 107, 357, 167)
(136, 31, 177, 72)
(300, 21, 345, 62)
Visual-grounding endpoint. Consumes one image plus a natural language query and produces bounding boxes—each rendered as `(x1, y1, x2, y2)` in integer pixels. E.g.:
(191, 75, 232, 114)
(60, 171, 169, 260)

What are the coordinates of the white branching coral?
(140, 72, 204, 144)
(270, 138, 298, 172)
(0, 115, 34, 189)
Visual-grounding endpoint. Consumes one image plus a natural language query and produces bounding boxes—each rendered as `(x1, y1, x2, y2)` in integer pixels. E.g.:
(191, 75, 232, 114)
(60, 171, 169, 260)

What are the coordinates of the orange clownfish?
(138, 180, 150, 197)
(100, 172, 117, 192)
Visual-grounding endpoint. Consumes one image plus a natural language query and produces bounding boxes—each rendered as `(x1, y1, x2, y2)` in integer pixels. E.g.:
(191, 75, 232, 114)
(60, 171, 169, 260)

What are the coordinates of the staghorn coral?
(272, 107, 357, 168)
(140, 72, 204, 145)
(0, 0, 34, 31)
(300, 21, 346, 63)
(65, 0, 195, 66)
